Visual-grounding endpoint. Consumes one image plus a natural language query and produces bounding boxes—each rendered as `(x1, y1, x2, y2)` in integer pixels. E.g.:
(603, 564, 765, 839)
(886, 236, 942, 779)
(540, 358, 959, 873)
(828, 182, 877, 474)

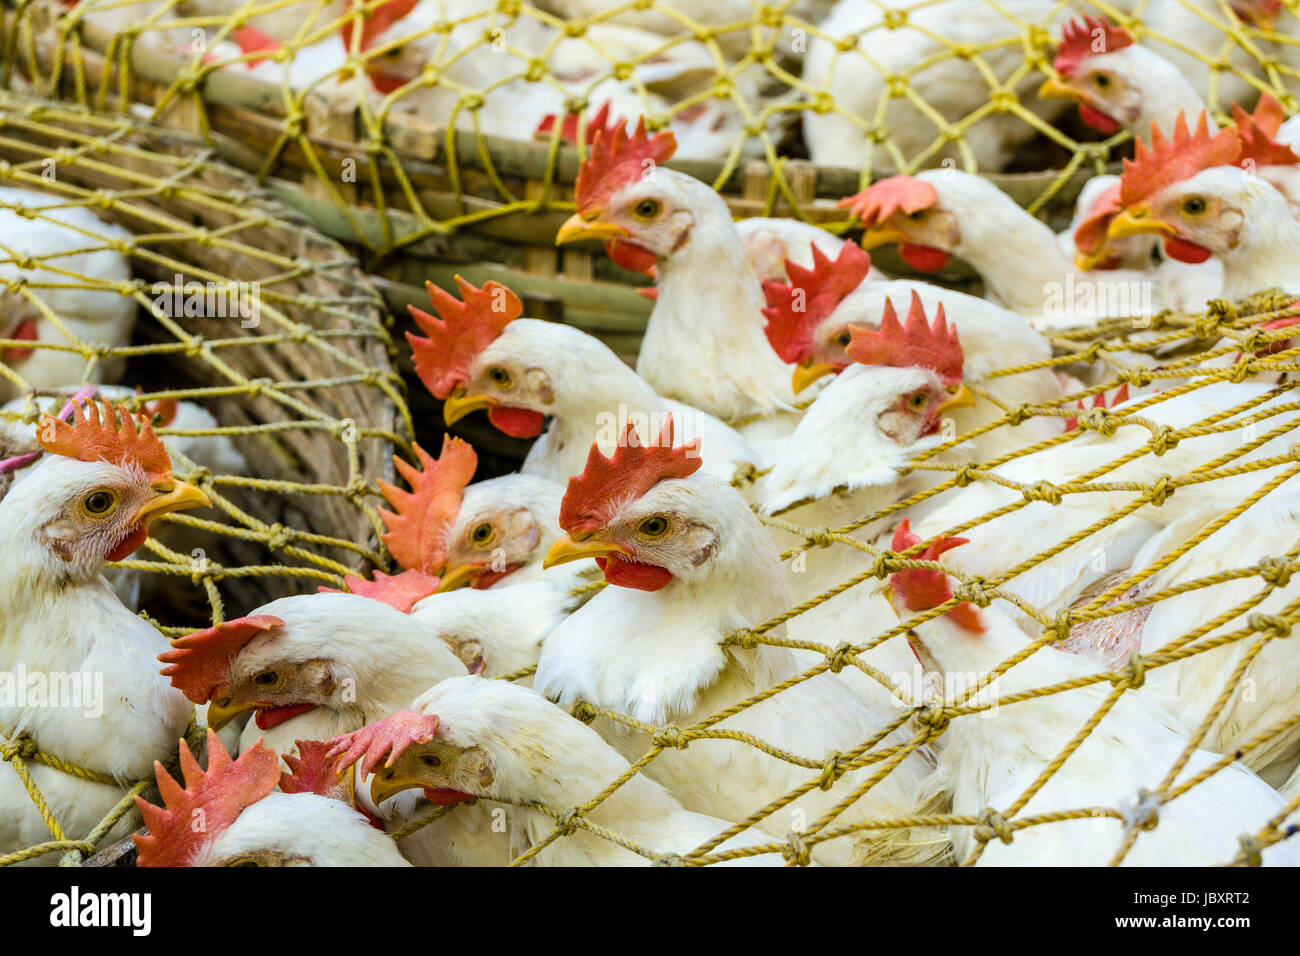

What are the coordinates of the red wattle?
(107, 525, 149, 562)
(2, 318, 38, 364)
(637, 286, 660, 302)
(899, 243, 949, 272)
(470, 563, 521, 589)
(423, 787, 476, 806)
(487, 406, 545, 438)
(604, 239, 658, 277)
(1078, 105, 1121, 134)
(596, 554, 674, 591)
(255, 703, 318, 730)
(366, 69, 407, 94)
(1163, 237, 1212, 264)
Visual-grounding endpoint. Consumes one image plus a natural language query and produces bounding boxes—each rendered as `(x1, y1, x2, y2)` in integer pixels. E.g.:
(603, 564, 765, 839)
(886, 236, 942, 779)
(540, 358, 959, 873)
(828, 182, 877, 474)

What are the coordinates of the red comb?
(280, 740, 350, 799)
(559, 416, 702, 536)
(378, 436, 476, 575)
(1232, 95, 1300, 168)
(406, 277, 522, 400)
(536, 102, 620, 147)
(846, 292, 964, 386)
(318, 568, 442, 613)
(38, 399, 173, 484)
(142, 397, 179, 429)
(1054, 14, 1133, 78)
(1073, 182, 1124, 256)
(838, 175, 938, 228)
(231, 26, 281, 66)
(574, 116, 677, 214)
(1064, 383, 1130, 432)
(340, 0, 419, 52)
(1120, 111, 1241, 207)
(761, 243, 872, 365)
(159, 615, 285, 704)
(134, 730, 280, 867)
(326, 709, 441, 778)
(888, 520, 984, 633)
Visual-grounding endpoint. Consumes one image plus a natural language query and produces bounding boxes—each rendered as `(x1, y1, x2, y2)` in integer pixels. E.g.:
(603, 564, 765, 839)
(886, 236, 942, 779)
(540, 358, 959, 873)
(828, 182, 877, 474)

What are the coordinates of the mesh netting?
(370, 291, 1300, 866)
(5, 0, 1297, 302)
(0, 90, 411, 865)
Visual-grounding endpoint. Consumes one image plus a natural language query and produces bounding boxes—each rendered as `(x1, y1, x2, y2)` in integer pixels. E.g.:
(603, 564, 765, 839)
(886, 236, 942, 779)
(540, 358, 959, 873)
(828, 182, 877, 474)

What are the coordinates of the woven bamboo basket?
(0, 89, 411, 629)
(9, 0, 1293, 365)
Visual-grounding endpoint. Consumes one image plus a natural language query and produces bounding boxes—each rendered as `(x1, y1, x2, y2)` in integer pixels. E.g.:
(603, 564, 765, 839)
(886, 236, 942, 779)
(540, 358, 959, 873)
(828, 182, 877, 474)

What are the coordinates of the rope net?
(4, 0, 1297, 275)
(356, 289, 1300, 867)
(0, 1, 1296, 867)
(0, 91, 411, 865)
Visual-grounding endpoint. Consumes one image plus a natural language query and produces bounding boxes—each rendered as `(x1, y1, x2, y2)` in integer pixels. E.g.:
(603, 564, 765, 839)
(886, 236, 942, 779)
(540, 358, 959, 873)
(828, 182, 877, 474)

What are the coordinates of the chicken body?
(535, 470, 948, 865)
(0, 188, 136, 400)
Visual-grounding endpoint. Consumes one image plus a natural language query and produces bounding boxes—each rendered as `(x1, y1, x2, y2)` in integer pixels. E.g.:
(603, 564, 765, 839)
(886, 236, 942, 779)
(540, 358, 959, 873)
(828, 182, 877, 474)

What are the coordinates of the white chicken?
(885, 522, 1300, 865)
(0, 400, 209, 863)
(534, 418, 949, 865)
(328, 677, 793, 865)
(134, 729, 409, 867)
(405, 275, 759, 485)
(0, 187, 136, 401)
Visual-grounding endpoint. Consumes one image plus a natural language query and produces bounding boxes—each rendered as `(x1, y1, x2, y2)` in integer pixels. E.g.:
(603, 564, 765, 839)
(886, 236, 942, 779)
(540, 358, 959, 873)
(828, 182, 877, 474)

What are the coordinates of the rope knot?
(1047, 609, 1072, 643)
(1149, 426, 1179, 456)
(1128, 788, 1161, 831)
(953, 464, 980, 487)
(871, 552, 896, 579)
(653, 853, 686, 867)
(653, 725, 689, 750)
(1237, 834, 1264, 867)
(818, 752, 850, 790)
(1006, 403, 1032, 426)
(1120, 366, 1153, 387)
(802, 527, 834, 550)
(952, 576, 992, 608)
(730, 461, 758, 487)
(1248, 613, 1292, 640)
(1144, 475, 1174, 506)
(265, 523, 294, 551)
(826, 642, 856, 674)
(914, 701, 950, 737)
(1113, 653, 1146, 689)
(556, 808, 580, 836)
(1078, 407, 1116, 436)
(1023, 480, 1061, 505)
(0, 733, 38, 762)
(783, 831, 813, 866)
(569, 700, 598, 724)
(975, 808, 1013, 845)
(725, 627, 760, 649)
(1257, 556, 1296, 589)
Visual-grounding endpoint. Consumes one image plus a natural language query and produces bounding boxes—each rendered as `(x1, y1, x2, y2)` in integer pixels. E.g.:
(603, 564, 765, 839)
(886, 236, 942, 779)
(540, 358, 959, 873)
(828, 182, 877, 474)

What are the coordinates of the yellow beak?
(542, 534, 630, 569)
(1107, 207, 1176, 240)
(1074, 247, 1112, 272)
(442, 389, 497, 426)
(1037, 76, 1082, 102)
(859, 225, 907, 250)
(132, 480, 211, 526)
(436, 563, 478, 592)
(555, 212, 631, 245)
(205, 696, 256, 731)
(369, 767, 425, 805)
(936, 383, 976, 414)
(792, 361, 838, 394)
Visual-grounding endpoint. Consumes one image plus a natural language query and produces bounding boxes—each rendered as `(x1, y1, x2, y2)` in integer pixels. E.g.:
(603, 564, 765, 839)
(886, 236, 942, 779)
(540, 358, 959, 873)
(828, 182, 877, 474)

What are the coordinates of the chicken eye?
(470, 522, 495, 546)
(1093, 73, 1112, 90)
(253, 671, 280, 687)
(907, 391, 929, 410)
(1181, 196, 1208, 218)
(83, 491, 117, 516)
(486, 366, 512, 388)
(633, 198, 662, 219)
(907, 208, 928, 221)
(228, 859, 262, 867)
(835, 330, 852, 348)
(421, 754, 441, 767)
(637, 516, 669, 538)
